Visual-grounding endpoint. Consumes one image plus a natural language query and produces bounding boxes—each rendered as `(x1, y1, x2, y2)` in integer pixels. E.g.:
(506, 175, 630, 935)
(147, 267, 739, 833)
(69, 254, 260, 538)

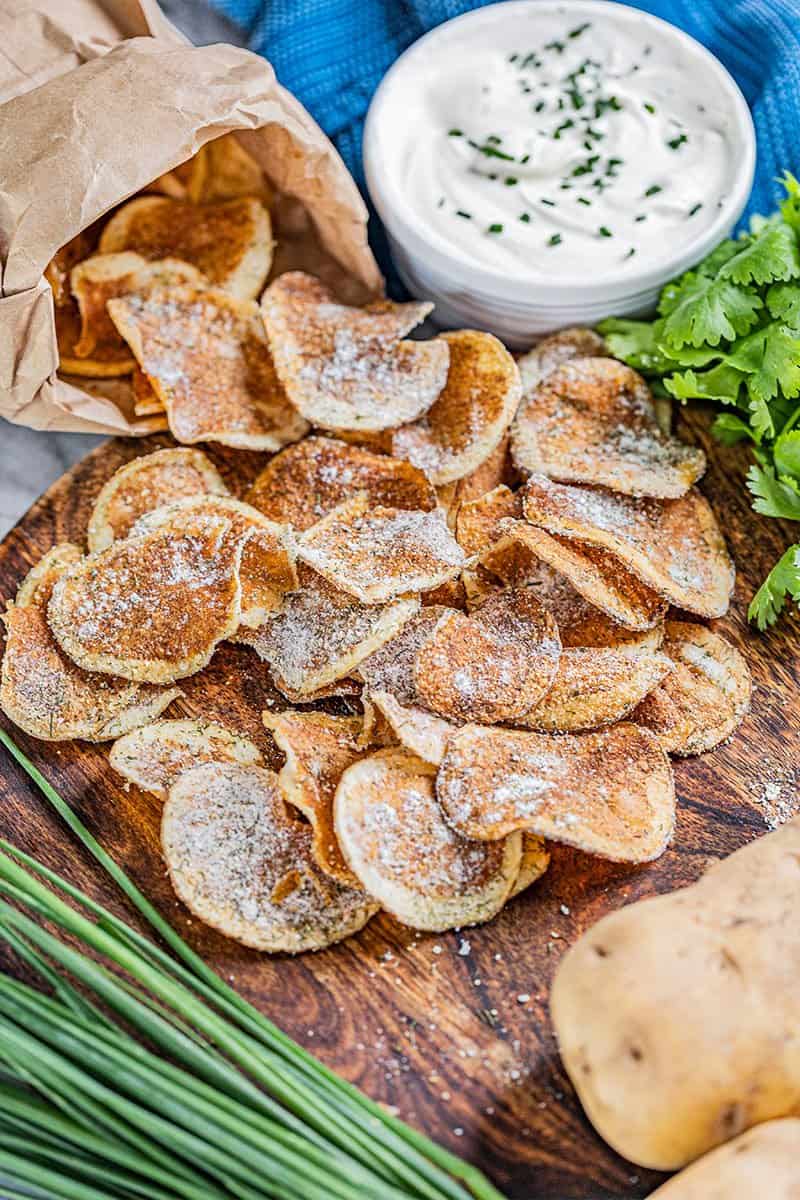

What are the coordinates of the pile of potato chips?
(0, 143, 752, 953)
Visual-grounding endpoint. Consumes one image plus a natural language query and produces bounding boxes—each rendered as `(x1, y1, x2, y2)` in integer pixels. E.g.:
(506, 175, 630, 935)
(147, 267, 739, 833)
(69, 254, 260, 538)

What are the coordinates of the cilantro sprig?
(599, 174, 800, 628)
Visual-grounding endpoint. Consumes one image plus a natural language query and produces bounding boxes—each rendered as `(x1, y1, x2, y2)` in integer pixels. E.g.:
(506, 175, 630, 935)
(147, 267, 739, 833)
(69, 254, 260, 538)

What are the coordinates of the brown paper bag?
(0, 0, 382, 435)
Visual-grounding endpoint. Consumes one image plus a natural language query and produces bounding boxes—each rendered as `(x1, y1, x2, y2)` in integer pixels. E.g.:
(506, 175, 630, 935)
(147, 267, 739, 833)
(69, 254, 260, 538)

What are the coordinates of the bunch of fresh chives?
(0, 728, 507, 1200)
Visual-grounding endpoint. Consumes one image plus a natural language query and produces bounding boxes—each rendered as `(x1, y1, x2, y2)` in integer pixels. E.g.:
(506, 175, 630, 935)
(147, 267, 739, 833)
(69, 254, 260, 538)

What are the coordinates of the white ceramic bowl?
(364, 0, 756, 347)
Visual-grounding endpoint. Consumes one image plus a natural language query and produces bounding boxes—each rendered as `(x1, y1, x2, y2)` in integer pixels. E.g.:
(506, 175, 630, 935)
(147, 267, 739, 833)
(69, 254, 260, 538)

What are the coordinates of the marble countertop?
(0, 0, 245, 540)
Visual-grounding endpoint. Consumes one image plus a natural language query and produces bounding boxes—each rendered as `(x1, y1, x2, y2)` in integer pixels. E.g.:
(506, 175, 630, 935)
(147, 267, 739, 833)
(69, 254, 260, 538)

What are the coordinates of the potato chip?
(70, 253, 205, 364)
(436, 434, 514, 528)
(297, 494, 466, 604)
(87, 448, 230, 553)
(109, 718, 263, 798)
(56, 300, 134, 378)
(240, 571, 418, 696)
(268, 676, 362, 705)
(261, 272, 449, 432)
(485, 518, 667, 630)
(455, 485, 521, 555)
(132, 367, 165, 415)
(390, 331, 520, 485)
(516, 327, 606, 395)
(511, 357, 706, 498)
(521, 476, 735, 618)
(334, 749, 521, 931)
(244, 436, 436, 531)
(461, 565, 505, 613)
(108, 286, 309, 451)
(134, 496, 297, 629)
(437, 723, 675, 862)
(264, 711, 364, 886)
(163, 762, 377, 953)
(99, 196, 273, 299)
(357, 605, 452, 704)
(414, 588, 561, 723)
(633, 621, 751, 755)
(48, 508, 243, 683)
(368, 691, 458, 766)
(46, 230, 97, 309)
(510, 834, 551, 898)
(1, 546, 179, 741)
(523, 645, 672, 733)
(187, 135, 271, 206)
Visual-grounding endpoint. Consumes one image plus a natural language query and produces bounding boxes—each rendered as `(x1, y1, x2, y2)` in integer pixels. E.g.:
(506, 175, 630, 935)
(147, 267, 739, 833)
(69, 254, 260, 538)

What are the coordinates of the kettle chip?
(510, 834, 551, 898)
(132, 367, 166, 416)
(244, 436, 436, 531)
(455, 485, 522, 556)
(108, 286, 309, 451)
(391, 330, 521, 485)
(87, 448, 230, 553)
(511, 357, 706, 497)
(367, 690, 459, 767)
(187, 134, 272, 206)
(357, 605, 453, 704)
(436, 723, 675, 863)
(516, 327, 607, 395)
(163, 762, 377, 953)
(334, 748, 521, 931)
(109, 717, 263, 798)
(522, 645, 672, 733)
(1, 546, 180, 742)
(99, 196, 273, 300)
(521, 476, 735, 619)
(261, 271, 449, 432)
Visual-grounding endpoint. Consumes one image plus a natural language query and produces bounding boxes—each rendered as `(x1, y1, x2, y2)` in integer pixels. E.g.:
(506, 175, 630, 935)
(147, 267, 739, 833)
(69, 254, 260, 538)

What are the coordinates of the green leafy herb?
(667, 132, 688, 150)
(748, 545, 800, 629)
(547, 233, 563, 246)
(644, 184, 662, 197)
(487, 223, 504, 234)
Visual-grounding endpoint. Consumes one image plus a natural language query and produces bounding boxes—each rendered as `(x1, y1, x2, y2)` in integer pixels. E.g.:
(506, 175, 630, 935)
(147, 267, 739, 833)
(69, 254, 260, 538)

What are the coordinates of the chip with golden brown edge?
(437, 434, 514, 529)
(187, 135, 272, 206)
(334, 748, 521, 931)
(87, 449, 230, 553)
(511, 357, 706, 499)
(455, 485, 522, 556)
(357, 605, 453, 704)
(521, 476, 735, 619)
(98, 196, 273, 300)
(132, 367, 165, 416)
(436, 723, 675, 862)
(239, 570, 418, 696)
(261, 272, 449, 432)
(368, 691, 459, 767)
(1, 546, 180, 742)
(297, 494, 466, 604)
(415, 588, 561, 724)
(108, 286, 309, 451)
(70, 254, 205, 363)
(390, 331, 521, 485)
(510, 834, 551, 899)
(47, 509, 243, 684)
(244, 436, 437, 531)
(634, 620, 751, 756)
(163, 762, 377, 953)
(522, 646, 672, 733)
(56, 299, 135, 378)
(263, 710, 364, 887)
(109, 718, 263, 799)
(133, 496, 297, 629)
(516, 327, 606, 395)
(487, 518, 667, 630)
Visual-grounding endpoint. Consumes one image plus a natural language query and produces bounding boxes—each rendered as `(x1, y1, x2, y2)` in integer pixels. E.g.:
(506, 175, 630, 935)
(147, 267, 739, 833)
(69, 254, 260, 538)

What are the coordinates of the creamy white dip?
(373, 2, 741, 282)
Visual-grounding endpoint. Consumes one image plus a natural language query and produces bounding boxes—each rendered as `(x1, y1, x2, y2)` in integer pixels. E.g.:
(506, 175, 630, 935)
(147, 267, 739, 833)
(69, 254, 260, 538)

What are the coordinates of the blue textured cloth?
(212, 0, 800, 272)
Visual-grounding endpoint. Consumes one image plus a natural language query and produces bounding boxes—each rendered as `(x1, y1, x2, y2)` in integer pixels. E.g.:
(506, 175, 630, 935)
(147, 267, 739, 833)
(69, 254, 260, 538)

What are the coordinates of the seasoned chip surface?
(357, 605, 452, 704)
(163, 762, 377, 953)
(334, 749, 521, 931)
(264, 711, 364, 886)
(415, 589, 561, 724)
(99, 196, 272, 299)
(261, 272, 449, 432)
(1, 546, 179, 741)
(512, 357, 705, 497)
(109, 718, 263, 798)
(437, 723, 675, 862)
(523, 645, 672, 733)
(87, 448, 230, 553)
(521, 476, 735, 618)
(48, 509, 243, 683)
(391, 330, 521, 484)
(297, 495, 466, 604)
(510, 834, 551, 898)
(368, 691, 458, 766)
(455, 485, 522, 556)
(244, 436, 436, 531)
(516, 328, 606, 395)
(56, 299, 134, 378)
(108, 286, 309, 451)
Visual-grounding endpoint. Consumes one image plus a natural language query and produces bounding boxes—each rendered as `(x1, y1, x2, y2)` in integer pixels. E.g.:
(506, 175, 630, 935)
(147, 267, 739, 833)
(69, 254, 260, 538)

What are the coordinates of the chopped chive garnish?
(520, 153, 531, 164)
(448, 128, 463, 137)
(553, 118, 574, 139)
(547, 233, 563, 246)
(534, 100, 546, 113)
(606, 157, 623, 175)
(540, 198, 556, 206)
(598, 225, 613, 237)
(455, 209, 472, 219)
(577, 196, 592, 206)
(625, 247, 636, 258)
(644, 184, 662, 197)
(468, 138, 516, 161)
(487, 223, 504, 234)
(545, 39, 565, 53)
(594, 95, 622, 118)
(505, 176, 519, 186)
(519, 212, 531, 222)
(568, 22, 591, 37)
(667, 133, 688, 150)
(643, 102, 656, 114)
(688, 202, 703, 216)
(486, 134, 502, 144)
(635, 213, 647, 222)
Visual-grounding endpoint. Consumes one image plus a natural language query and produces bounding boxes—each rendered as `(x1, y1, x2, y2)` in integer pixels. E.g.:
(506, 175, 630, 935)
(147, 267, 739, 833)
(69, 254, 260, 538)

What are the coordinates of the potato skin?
(648, 1119, 800, 1198)
(550, 818, 800, 1170)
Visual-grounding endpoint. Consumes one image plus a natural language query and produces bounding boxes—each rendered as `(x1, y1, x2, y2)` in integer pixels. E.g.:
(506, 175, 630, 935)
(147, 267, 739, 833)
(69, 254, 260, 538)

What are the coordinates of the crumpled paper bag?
(0, 0, 382, 435)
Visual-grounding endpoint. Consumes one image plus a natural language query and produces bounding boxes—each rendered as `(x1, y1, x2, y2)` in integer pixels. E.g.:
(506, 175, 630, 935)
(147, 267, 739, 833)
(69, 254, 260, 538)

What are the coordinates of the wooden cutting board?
(1, 409, 798, 1200)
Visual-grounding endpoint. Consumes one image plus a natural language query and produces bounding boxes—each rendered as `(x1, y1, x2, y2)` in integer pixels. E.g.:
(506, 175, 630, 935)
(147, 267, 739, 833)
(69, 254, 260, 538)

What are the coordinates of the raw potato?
(648, 1119, 800, 1199)
(551, 818, 800, 1170)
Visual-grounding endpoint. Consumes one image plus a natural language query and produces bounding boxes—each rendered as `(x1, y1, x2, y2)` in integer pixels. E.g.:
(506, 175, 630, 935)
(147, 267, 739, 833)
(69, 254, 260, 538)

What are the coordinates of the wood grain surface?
(1, 410, 798, 1199)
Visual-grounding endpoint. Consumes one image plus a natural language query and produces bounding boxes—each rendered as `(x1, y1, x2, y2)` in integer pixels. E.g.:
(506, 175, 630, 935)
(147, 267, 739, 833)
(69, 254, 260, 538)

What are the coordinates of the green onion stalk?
(0, 726, 508, 1200)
